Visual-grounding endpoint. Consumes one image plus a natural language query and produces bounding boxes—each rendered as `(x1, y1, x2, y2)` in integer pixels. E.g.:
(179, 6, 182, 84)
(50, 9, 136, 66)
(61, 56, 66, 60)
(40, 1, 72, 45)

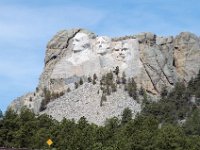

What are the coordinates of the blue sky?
(0, 0, 200, 112)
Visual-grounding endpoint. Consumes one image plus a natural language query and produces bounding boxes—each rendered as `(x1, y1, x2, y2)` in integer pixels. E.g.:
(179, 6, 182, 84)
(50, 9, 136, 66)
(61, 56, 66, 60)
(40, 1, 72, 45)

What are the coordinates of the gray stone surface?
(174, 32, 200, 82)
(41, 83, 141, 125)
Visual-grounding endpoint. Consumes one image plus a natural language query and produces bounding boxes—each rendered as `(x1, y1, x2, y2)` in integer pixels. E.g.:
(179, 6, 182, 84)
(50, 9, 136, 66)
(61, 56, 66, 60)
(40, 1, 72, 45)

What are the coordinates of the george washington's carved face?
(72, 33, 90, 52)
(95, 36, 111, 55)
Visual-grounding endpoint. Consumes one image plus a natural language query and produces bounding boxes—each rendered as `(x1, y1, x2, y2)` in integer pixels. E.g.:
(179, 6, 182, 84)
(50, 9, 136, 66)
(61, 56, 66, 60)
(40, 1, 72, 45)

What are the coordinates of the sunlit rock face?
(72, 32, 91, 52)
(9, 28, 200, 125)
(47, 30, 199, 95)
(95, 36, 111, 55)
(95, 36, 116, 74)
(41, 29, 200, 96)
(111, 39, 142, 77)
(49, 32, 144, 90)
(51, 32, 101, 86)
(174, 32, 200, 82)
(50, 32, 142, 90)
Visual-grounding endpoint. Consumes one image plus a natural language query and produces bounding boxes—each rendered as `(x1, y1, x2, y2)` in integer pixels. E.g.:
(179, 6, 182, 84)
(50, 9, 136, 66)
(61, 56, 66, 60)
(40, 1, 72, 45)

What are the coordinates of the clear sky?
(0, 0, 200, 112)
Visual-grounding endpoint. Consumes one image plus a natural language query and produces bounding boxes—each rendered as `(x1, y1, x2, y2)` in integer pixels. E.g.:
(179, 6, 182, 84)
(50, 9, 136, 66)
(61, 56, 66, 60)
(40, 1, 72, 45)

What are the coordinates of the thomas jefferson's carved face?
(95, 36, 111, 55)
(72, 33, 90, 52)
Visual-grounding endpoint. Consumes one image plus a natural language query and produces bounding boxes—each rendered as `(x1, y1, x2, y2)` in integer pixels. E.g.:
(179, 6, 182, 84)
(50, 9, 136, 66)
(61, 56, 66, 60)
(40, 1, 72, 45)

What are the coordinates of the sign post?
(47, 139, 53, 149)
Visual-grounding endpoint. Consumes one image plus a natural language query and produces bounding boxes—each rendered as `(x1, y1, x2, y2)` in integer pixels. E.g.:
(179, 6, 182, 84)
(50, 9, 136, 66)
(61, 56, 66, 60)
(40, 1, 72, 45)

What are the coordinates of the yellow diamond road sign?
(47, 139, 53, 146)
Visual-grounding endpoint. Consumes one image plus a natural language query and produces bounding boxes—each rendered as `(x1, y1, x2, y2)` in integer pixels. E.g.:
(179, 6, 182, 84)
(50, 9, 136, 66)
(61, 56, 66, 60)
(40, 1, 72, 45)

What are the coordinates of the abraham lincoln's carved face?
(112, 41, 131, 62)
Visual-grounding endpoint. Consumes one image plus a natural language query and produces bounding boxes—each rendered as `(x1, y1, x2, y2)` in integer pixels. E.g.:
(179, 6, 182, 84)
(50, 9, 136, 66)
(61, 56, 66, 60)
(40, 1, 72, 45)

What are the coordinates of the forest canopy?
(1, 70, 200, 149)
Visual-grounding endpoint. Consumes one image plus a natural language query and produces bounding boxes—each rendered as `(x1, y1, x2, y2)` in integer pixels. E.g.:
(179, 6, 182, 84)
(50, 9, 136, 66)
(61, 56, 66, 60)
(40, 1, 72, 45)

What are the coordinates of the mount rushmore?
(9, 28, 200, 125)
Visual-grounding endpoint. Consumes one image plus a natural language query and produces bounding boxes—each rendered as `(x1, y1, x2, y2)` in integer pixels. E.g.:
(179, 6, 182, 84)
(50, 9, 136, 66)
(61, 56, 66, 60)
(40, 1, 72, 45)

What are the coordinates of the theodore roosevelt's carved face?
(72, 33, 90, 52)
(95, 36, 111, 55)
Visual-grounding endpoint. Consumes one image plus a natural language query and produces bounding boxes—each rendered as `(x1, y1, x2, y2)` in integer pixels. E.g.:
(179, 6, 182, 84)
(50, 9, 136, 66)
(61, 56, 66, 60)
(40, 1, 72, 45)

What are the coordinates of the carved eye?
(114, 49, 119, 51)
(122, 48, 128, 51)
(75, 39, 79, 42)
(83, 43, 90, 48)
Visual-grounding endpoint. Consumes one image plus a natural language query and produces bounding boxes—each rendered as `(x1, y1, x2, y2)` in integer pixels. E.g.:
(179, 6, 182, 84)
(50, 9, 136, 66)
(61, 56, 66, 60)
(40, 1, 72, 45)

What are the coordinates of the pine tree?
(93, 74, 97, 85)
(127, 78, 138, 100)
(67, 87, 71, 92)
(88, 76, 92, 83)
(142, 89, 148, 105)
(106, 85, 111, 95)
(161, 86, 168, 98)
(188, 77, 194, 93)
(106, 72, 113, 85)
(51, 91, 57, 99)
(36, 87, 39, 93)
(43, 88, 51, 103)
(56, 92, 60, 98)
(139, 86, 145, 96)
(116, 76, 121, 84)
(184, 109, 200, 135)
(100, 75, 106, 86)
(132, 78, 138, 100)
(197, 69, 200, 81)
(75, 82, 79, 89)
(124, 84, 128, 91)
(122, 72, 126, 84)
(111, 83, 117, 92)
(93, 79, 96, 85)
(121, 108, 132, 124)
(29, 97, 32, 102)
(40, 99, 47, 111)
(114, 66, 119, 76)
(79, 78, 83, 85)
(0, 109, 3, 118)
(93, 73, 97, 81)
(59, 91, 64, 97)
(100, 94, 107, 106)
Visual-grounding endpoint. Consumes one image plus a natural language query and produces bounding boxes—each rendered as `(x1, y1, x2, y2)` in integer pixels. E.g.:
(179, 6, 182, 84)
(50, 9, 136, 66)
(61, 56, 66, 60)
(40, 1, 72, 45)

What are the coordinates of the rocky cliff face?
(9, 28, 200, 125)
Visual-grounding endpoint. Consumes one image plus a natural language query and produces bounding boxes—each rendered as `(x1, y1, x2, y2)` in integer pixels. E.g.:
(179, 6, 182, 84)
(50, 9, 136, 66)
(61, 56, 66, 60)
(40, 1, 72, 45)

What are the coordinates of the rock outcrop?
(41, 83, 141, 125)
(9, 28, 200, 125)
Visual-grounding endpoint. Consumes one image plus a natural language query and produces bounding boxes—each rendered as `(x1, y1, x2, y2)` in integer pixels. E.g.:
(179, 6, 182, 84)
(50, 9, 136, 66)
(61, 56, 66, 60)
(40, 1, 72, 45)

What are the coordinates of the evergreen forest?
(1, 71, 200, 149)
